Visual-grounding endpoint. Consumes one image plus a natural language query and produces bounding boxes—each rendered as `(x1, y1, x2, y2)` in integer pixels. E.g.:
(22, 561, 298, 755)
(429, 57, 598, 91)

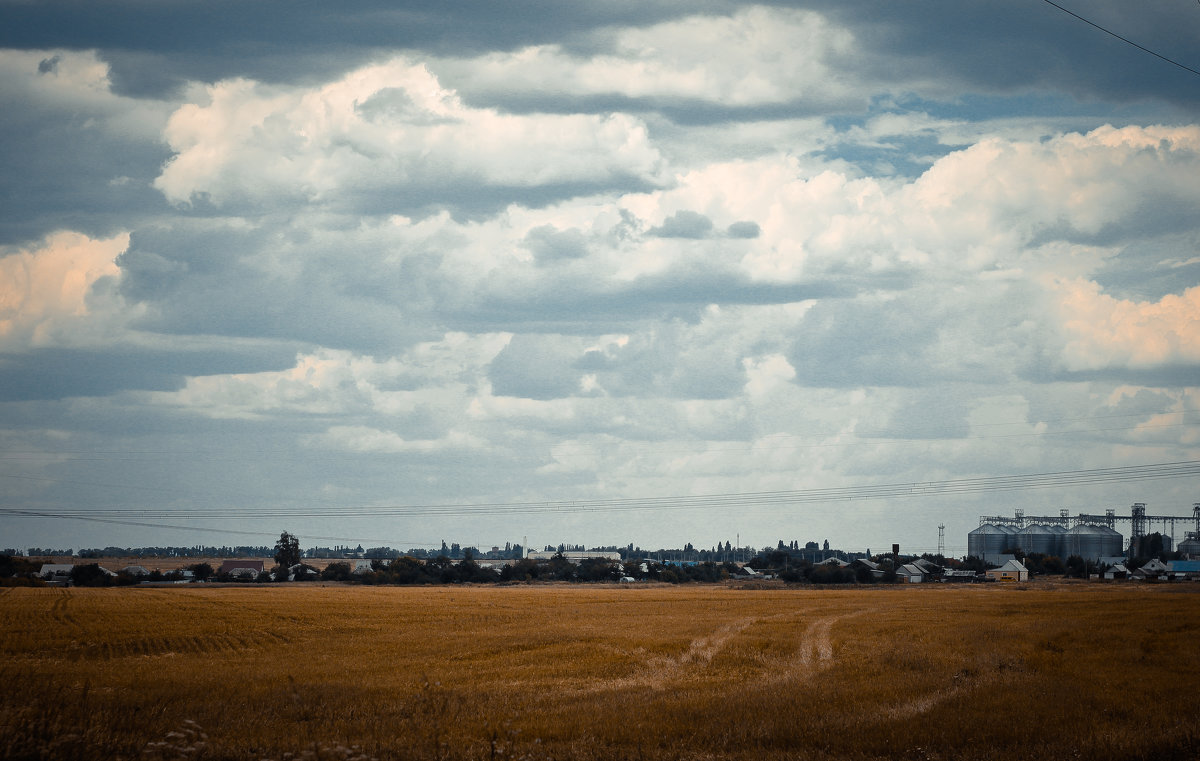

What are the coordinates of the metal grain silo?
(1097, 526, 1124, 558)
(1019, 524, 1055, 556)
(968, 524, 1007, 558)
(1066, 524, 1103, 561)
(999, 524, 1020, 552)
(1048, 524, 1068, 558)
(1179, 536, 1200, 559)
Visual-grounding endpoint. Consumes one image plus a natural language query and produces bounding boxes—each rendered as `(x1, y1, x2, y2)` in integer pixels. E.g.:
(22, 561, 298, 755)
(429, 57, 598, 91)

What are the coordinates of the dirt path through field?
(587, 609, 866, 693)
(776, 610, 864, 681)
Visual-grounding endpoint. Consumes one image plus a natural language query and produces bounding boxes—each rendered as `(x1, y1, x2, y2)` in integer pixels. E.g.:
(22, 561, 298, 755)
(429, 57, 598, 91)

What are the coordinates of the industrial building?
(968, 503, 1200, 563)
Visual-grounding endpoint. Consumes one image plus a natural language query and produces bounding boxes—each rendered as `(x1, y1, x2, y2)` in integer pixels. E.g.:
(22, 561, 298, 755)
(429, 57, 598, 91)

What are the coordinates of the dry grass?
(1, 583, 1197, 760)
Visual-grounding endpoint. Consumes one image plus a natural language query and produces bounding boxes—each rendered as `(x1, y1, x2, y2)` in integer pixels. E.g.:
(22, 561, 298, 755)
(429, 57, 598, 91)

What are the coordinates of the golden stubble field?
(2, 582, 1197, 761)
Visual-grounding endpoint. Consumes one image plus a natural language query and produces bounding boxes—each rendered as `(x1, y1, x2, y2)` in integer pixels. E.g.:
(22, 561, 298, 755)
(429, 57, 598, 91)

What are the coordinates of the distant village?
(5, 502, 1199, 587)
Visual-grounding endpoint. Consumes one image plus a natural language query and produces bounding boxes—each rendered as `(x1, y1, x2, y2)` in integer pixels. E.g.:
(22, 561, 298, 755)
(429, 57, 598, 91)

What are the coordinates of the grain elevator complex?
(968, 503, 1200, 564)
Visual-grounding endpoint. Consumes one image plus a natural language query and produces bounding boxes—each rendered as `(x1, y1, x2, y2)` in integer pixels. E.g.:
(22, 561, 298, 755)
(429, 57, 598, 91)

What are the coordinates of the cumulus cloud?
(522, 225, 590, 263)
(650, 210, 714, 239)
(1053, 279, 1200, 371)
(154, 59, 664, 209)
(0, 231, 131, 349)
(447, 7, 858, 109)
(4, 3, 1200, 552)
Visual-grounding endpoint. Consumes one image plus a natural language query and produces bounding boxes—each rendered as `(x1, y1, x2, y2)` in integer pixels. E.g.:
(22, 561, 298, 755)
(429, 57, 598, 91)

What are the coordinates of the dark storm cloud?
(0, 0, 720, 96)
(793, 0, 1200, 108)
(0, 64, 170, 245)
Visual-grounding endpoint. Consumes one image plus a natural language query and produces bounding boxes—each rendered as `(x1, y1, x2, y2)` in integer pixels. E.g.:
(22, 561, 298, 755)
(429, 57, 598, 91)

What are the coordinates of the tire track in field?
(593, 610, 863, 692)
(796, 615, 836, 669)
(882, 665, 1019, 721)
(49, 589, 86, 636)
(576, 616, 762, 692)
(771, 610, 865, 682)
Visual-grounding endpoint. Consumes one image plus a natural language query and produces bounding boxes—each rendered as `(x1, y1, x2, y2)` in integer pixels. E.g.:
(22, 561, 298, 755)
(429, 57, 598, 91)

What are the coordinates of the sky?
(1, 0, 1199, 558)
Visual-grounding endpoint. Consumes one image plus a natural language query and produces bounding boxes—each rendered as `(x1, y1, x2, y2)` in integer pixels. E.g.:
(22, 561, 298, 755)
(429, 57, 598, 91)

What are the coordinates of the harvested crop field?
(2, 583, 1198, 761)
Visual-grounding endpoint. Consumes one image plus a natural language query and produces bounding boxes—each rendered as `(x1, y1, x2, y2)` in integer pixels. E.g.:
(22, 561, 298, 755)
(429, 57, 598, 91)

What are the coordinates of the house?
(896, 563, 925, 583)
(1102, 563, 1128, 580)
(39, 563, 74, 582)
(121, 565, 151, 576)
(219, 560, 265, 579)
(1166, 560, 1200, 580)
(816, 557, 849, 568)
(913, 558, 941, 574)
(985, 559, 1029, 582)
(852, 558, 887, 580)
(352, 559, 375, 574)
(1132, 558, 1169, 580)
(286, 563, 319, 581)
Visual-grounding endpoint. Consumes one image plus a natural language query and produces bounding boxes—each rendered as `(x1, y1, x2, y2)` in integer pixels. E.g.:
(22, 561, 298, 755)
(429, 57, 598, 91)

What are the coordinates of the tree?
(70, 563, 113, 587)
(189, 562, 214, 581)
(274, 531, 301, 570)
(321, 562, 353, 582)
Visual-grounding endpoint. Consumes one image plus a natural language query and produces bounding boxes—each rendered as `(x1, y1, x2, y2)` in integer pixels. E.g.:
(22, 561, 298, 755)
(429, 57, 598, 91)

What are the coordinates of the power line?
(1042, 0, 1200, 78)
(0, 507, 440, 547)
(5, 459, 1197, 522)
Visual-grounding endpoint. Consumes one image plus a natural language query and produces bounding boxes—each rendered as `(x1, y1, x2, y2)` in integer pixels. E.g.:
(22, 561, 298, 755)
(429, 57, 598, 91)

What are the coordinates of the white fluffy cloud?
(154, 60, 664, 207)
(1053, 279, 1200, 370)
(0, 231, 131, 349)
(449, 7, 858, 108)
(4, 4, 1199, 552)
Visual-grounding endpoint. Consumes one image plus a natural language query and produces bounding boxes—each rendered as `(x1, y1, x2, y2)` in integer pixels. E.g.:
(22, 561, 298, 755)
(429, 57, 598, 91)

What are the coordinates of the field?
(2, 583, 1198, 761)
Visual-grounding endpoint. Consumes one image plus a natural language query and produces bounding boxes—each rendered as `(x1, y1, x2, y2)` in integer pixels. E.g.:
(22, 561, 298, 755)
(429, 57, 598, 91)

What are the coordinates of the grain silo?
(1179, 534, 1200, 559)
(1048, 524, 1068, 558)
(1019, 524, 1055, 556)
(1066, 524, 1103, 561)
(1097, 525, 1124, 558)
(968, 524, 1008, 559)
(999, 524, 1020, 550)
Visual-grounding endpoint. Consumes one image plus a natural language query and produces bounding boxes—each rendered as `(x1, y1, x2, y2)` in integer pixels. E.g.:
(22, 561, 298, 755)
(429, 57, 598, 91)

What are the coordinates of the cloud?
(0, 231, 130, 349)
(3, 4, 1200, 553)
(446, 7, 859, 110)
(1053, 279, 1200, 371)
(650, 210, 714, 239)
(312, 425, 486, 454)
(726, 221, 760, 239)
(153, 59, 664, 210)
(488, 334, 589, 400)
(522, 225, 590, 263)
(0, 50, 172, 243)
